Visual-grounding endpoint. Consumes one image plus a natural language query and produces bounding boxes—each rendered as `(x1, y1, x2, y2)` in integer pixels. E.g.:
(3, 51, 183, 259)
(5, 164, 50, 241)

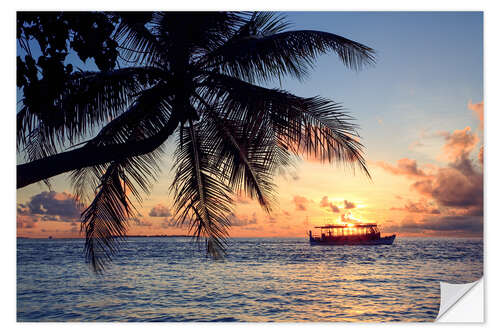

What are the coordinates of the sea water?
(17, 237, 483, 322)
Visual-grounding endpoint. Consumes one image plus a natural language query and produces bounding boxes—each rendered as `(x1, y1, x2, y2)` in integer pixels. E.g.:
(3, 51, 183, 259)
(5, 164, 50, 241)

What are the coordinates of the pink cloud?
(468, 100, 484, 131)
(293, 195, 311, 211)
(17, 191, 81, 222)
(390, 198, 440, 215)
(344, 199, 356, 209)
(319, 196, 340, 213)
(440, 126, 479, 162)
(149, 204, 172, 217)
(375, 158, 428, 178)
(17, 215, 38, 229)
(228, 212, 258, 226)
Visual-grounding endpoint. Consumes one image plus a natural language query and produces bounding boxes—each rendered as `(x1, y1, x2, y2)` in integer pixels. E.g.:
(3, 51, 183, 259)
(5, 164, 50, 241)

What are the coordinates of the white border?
(3, 1, 498, 331)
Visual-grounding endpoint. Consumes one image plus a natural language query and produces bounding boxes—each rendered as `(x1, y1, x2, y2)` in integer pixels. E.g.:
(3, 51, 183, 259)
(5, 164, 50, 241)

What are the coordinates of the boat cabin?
(310, 223, 380, 241)
(308, 223, 396, 245)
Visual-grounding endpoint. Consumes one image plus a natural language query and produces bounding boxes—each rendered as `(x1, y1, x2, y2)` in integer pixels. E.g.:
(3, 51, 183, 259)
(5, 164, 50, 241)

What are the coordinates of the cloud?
(390, 199, 440, 215)
(410, 129, 482, 212)
(340, 212, 363, 223)
(235, 194, 251, 204)
(293, 195, 311, 211)
(320, 196, 340, 213)
(149, 204, 172, 217)
(375, 158, 427, 178)
(17, 191, 81, 221)
(384, 107, 482, 235)
(386, 215, 482, 236)
(420, 215, 483, 233)
(229, 213, 258, 227)
(440, 127, 479, 162)
(380, 102, 483, 236)
(130, 216, 153, 227)
(411, 166, 482, 210)
(17, 215, 38, 229)
(344, 200, 356, 209)
(161, 217, 177, 229)
(468, 100, 484, 131)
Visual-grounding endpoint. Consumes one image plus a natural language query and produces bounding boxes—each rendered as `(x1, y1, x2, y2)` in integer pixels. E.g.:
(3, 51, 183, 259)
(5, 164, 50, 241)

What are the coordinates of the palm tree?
(17, 12, 375, 272)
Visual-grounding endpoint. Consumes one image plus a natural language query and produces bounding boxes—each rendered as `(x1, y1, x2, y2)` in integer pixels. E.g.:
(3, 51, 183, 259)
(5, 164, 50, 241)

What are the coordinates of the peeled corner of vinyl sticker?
(435, 277, 483, 322)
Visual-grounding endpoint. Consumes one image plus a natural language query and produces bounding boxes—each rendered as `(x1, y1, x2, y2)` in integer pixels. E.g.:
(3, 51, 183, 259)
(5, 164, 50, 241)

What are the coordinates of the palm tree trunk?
(17, 116, 180, 189)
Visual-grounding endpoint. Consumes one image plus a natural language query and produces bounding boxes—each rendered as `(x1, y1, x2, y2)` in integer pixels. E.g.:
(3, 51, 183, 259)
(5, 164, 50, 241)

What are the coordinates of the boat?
(309, 223, 396, 245)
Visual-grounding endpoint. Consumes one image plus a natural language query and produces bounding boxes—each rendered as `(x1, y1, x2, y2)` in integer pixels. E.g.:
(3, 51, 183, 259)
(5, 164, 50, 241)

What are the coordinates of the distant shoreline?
(17, 235, 484, 240)
(17, 235, 191, 239)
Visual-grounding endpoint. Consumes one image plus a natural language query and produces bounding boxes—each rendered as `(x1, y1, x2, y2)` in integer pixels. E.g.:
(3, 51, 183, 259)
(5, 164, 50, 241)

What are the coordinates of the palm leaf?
(80, 161, 133, 273)
(113, 12, 165, 65)
(200, 14, 375, 82)
(170, 121, 234, 258)
(199, 105, 281, 212)
(79, 146, 165, 273)
(198, 72, 370, 177)
(17, 66, 163, 162)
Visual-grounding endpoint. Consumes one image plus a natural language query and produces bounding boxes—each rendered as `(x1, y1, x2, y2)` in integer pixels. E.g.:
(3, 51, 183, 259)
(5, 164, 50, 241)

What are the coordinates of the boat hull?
(309, 234, 396, 246)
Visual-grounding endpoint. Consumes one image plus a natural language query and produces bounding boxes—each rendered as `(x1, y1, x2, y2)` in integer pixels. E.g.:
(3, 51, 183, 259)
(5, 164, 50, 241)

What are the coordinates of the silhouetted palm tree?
(17, 12, 375, 272)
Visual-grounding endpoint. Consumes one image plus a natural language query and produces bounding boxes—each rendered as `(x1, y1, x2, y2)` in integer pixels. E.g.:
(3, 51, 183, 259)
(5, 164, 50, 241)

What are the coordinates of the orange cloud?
(384, 215, 482, 236)
(344, 199, 356, 209)
(390, 198, 440, 215)
(379, 101, 483, 236)
(319, 196, 340, 213)
(375, 158, 428, 178)
(235, 194, 251, 204)
(149, 204, 172, 217)
(228, 212, 258, 227)
(292, 195, 311, 211)
(411, 167, 482, 211)
(17, 215, 38, 229)
(440, 126, 479, 162)
(468, 100, 484, 131)
(17, 191, 81, 221)
(130, 216, 153, 227)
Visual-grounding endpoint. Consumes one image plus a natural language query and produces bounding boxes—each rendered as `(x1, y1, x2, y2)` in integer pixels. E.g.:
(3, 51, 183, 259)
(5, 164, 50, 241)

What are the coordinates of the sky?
(16, 12, 483, 239)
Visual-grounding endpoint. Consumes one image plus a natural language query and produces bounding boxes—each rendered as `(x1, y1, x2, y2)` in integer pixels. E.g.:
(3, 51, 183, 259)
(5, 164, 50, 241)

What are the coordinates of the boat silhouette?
(309, 223, 396, 245)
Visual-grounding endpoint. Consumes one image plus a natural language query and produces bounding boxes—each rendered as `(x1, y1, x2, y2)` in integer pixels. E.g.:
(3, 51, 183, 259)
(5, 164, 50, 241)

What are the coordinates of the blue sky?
(17, 12, 484, 238)
(274, 12, 483, 165)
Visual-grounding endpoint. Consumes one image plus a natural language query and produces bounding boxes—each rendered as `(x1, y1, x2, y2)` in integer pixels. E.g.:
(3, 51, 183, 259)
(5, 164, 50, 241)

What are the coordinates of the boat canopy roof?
(314, 223, 377, 229)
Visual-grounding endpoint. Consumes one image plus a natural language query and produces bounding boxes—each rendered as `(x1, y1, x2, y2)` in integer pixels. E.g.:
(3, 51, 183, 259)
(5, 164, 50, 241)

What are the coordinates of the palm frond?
(170, 121, 234, 258)
(235, 12, 290, 36)
(88, 82, 172, 147)
(200, 15, 376, 82)
(79, 143, 165, 273)
(71, 81, 173, 271)
(80, 161, 133, 273)
(199, 105, 282, 212)
(113, 12, 165, 65)
(198, 72, 370, 177)
(70, 81, 171, 209)
(17, 66, 162, 158)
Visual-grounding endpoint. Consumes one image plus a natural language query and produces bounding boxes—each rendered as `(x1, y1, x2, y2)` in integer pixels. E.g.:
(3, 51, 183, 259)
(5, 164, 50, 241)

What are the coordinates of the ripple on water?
(17, 237, 482, 322)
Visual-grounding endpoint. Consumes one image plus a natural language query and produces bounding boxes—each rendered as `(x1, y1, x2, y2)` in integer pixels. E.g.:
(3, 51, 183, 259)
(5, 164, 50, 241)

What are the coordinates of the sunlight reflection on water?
(17, 237, 482, 322)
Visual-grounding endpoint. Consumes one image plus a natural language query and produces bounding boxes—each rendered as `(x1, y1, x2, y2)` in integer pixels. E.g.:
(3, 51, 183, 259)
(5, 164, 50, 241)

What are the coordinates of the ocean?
(17, 237, 483, 322)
